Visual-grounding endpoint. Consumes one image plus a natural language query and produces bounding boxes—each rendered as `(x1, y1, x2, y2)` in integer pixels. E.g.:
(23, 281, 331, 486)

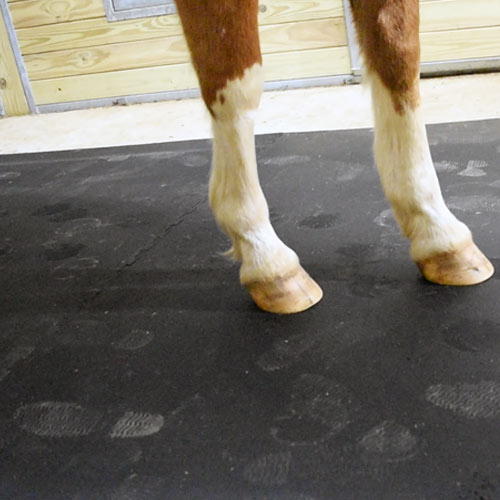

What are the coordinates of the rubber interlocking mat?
(0, 119, 499, 500)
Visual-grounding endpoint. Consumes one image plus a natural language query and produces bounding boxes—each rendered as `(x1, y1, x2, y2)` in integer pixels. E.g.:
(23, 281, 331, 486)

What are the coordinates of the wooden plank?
(24, 36, 190, 80)
(260, 17, 347, 52)
(16, 16, 183, 55)
(16, 0, 343, 54)
(31, 62, 198, 105)
(264, 46, 350, 81)
(421, 26, 500, 62)
(0, 8, 29, 115)
(421, 0, 500, 33)
(258, 0, 343, 25)
(31, 46, 350, 105)
(9, 0, 104, 29)
(24, 18, 347, 80)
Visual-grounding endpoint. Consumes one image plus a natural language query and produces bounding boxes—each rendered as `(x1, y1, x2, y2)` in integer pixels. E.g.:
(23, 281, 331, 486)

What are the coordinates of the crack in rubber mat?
(0, 120, 499, 500)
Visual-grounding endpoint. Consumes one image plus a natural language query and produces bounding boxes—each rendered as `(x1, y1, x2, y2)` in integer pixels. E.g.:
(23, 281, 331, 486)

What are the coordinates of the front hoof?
(417, 241, 494, 286)
(245, 266, 323, 314)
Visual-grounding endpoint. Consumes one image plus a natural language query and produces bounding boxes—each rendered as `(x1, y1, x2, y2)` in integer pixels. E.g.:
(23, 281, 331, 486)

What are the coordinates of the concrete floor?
(0, 73, 499, 154)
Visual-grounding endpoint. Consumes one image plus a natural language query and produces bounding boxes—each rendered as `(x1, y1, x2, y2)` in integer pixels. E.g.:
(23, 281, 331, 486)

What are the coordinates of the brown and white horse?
(174, 0, 494, 313)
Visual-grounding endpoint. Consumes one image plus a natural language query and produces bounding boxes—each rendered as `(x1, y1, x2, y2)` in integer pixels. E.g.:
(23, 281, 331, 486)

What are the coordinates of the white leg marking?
(209, 63, 299, 284)
(370, 73, 472, 262)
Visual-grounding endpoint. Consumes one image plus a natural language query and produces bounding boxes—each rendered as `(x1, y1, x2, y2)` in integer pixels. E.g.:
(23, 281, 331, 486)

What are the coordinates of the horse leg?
(175, 0, 322, 312)
(350, 0, 493, 285)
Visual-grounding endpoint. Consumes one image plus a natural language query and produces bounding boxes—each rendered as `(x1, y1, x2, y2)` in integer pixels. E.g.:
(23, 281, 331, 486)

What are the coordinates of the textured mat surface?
(0, 119, 500, 499)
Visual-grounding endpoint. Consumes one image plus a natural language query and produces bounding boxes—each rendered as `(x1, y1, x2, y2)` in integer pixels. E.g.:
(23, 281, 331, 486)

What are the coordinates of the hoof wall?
(245, 266, 323, 314)
(417, 242, 494, 286)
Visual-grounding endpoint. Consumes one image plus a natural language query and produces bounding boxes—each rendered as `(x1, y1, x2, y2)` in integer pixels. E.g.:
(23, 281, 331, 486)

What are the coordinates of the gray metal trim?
(38, 89, 202, 114)
(113, 0, 173, 10)
(342, 0, 362, 75)
(37, 74, 357, 114)
(421, 57, 500, 77)
(0, 92, 5, 117)
(264, 74, 358, 90)
(103, 0, 176, 22)
(0, 0, 37, 114)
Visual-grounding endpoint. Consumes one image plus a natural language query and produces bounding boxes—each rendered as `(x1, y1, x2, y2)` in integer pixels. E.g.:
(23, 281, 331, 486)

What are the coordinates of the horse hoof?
(417, 241, 494, 286)
(245, 265, 323, 314)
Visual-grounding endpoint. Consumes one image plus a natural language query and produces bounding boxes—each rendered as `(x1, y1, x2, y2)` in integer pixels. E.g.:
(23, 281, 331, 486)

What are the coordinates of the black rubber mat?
(0, 119, 499, 500)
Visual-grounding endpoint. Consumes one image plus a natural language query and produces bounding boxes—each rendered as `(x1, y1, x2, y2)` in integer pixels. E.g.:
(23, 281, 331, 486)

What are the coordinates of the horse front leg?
(350, 0, 494, 285)
(175, 0, 322, 312)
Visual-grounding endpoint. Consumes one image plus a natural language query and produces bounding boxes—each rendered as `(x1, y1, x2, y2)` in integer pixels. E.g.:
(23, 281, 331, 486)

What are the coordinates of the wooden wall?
(1, 0, 500, 114)
(419, 0, 500, 63)
(7, 0, 350, 107)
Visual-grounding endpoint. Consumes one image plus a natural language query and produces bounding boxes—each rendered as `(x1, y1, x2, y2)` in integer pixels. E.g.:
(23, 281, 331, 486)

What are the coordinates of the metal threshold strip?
(421, 57, 500, 77)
